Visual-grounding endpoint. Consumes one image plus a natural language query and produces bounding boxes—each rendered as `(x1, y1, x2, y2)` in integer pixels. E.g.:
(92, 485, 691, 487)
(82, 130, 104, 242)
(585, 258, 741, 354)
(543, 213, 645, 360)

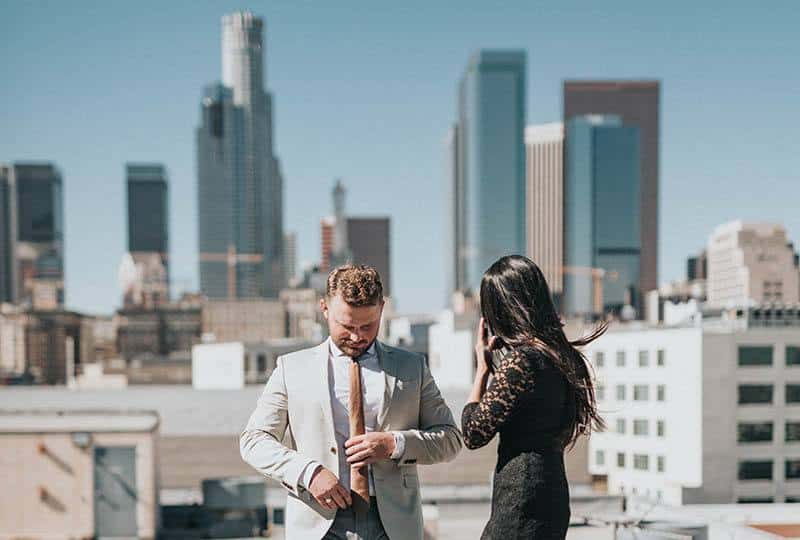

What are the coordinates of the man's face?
(320, 294, 384, 358)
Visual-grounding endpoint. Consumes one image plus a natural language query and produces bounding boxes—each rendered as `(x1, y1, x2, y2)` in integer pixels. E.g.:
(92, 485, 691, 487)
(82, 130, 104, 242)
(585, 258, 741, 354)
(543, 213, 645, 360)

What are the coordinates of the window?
(657, 456, 665, 473)
(786, 497, 800, 503)
(737, 497, 774, 504)
(257, 353, 267, 372)
(597, 384, 606, 401)
(595, 351, 605, 367)
(788, 346, 800, 366)
(787, 422, 800, 442)
(738, 460, 773, 480)
(633, 419, 649, 436)
(616, 351, 626, 367)
(738, 346, 773, 367)
(787, 384, 800, 404)
(657, 385, 666, 401)
(657, 420, 666, 437)
(738, 385, 773, 405)
(616, 418, 626, 434)
(616, 385, 626, 401)
(738, 422, 773, 443)
(634, 385, 649, 401)
(617, 452, 626, 468)
(786, 460, 800, 480)
(633, 454, 649, 471)
(596, 450, 605, 466)
(657, 349, 666, 367)
(638, 350, 649, 367)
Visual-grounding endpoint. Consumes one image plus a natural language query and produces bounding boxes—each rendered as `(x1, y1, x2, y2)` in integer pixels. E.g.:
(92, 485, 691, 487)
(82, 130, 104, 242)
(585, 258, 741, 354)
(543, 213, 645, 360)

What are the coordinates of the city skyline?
(2, 1, 799, 315)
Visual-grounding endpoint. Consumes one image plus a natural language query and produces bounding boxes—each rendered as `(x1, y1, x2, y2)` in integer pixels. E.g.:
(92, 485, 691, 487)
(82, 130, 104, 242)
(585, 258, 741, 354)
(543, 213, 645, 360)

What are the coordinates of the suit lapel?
(376, 341, 398, 430)
(315, 340, 336, 441)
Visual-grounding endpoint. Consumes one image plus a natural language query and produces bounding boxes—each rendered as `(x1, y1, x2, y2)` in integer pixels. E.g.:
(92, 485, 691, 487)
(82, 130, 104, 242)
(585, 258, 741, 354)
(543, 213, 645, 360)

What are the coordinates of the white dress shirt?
(301, 338, 405, 494)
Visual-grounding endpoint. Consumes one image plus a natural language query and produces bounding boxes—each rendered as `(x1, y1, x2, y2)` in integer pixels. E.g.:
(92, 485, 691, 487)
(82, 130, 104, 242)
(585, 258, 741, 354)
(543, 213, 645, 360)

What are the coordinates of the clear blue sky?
(2, 0, 798, 316)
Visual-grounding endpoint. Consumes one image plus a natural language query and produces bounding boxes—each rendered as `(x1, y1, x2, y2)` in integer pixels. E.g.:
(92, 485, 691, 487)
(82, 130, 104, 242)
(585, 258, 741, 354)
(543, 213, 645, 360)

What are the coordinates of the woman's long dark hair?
(480, 255, 606, 449)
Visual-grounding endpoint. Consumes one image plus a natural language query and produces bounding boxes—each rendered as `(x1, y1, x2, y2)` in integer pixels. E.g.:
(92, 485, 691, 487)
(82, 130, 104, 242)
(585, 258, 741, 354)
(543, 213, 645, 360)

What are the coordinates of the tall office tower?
(197, 11, 284, 299)
(283, 231, 297, 287)
(320, 218, 335, 273)
(563, 115, 641, 319)
(0, 165, 17, 303)
(444, 125, 460, 304)
(687, 251, 707, 282)
(707, 221, 800, 308)
(14, 163, 64, 310)
(563, 81, 660, 297)
(332, 179, 348, 261)
(346, 217, 391, 296)
(450, 50, 526, 294)
(126, 163, 169, 306)
(525, 123, 564, 305)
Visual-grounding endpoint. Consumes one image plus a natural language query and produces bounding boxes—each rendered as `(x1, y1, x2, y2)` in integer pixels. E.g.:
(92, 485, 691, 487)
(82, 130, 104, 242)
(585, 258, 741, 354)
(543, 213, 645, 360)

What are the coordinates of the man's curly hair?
(326, 264, 384, 306)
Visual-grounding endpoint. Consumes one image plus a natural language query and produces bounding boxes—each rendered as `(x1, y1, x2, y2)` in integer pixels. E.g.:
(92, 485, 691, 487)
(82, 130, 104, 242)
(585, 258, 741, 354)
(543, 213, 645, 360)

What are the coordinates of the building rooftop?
(0, 409, 159, 433)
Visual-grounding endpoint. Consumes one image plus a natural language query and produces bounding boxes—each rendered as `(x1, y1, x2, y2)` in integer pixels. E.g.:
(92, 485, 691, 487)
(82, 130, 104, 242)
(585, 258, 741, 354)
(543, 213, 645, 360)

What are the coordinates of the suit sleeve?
(396, 357, 463, 465)
(240, 356, 317, 497)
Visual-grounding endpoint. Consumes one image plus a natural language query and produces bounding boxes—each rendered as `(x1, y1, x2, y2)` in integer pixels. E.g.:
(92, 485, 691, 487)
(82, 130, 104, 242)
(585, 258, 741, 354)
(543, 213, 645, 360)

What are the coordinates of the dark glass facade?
(346, 217, 391, 296)
(451, 50, 526, 293)
(564, 116, 641, 317)
(0, 166, 15, 302)
(564, 81, 660, 296)
(127, 164, 168, 254)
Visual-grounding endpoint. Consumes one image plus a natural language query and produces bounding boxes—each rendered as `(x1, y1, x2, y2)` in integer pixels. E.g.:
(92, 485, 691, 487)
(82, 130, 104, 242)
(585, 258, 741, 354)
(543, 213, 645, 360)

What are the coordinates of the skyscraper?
(197, 11, 284, 299)
(0, 165, 17, 303)
(283, 231, 297, 287)
(126, 163, 169, 305)
(347, 217, 391, 296)
(563, 115, 641, 318)
(14, 163, 64, 309)
(450, 50, 526, 294)
(525, 123, 564, 303)
(563, 81, 660, 295)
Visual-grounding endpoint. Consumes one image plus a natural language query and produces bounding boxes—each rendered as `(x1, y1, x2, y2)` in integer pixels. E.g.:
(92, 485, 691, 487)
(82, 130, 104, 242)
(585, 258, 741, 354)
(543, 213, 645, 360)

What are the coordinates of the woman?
(461, 255, 605, 540)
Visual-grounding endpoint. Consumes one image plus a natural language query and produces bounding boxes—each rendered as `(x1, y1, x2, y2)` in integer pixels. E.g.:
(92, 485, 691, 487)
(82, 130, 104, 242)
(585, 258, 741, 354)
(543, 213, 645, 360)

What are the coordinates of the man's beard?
(335, 338, 372, 358)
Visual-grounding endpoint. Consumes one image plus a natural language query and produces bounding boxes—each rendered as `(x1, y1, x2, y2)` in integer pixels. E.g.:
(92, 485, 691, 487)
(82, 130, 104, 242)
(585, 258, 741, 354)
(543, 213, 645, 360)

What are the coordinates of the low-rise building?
(0, 409, 160, 539)
(587, 307, 800, 504)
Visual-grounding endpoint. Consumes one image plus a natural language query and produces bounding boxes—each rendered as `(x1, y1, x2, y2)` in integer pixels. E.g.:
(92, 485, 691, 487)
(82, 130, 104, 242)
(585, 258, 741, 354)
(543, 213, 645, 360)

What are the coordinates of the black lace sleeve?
(461, 348, 536, 450)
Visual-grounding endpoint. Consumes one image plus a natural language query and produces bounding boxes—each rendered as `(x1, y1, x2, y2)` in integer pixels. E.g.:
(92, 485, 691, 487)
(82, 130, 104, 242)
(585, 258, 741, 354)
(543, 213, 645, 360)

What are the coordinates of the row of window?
(738, 421, 800, 443)
(596, 450, 666, 472)
(595, 349, 666, 368)
(738, 384, 800, 404)
(737, 496, 800, 504)
(738, 345, 800, 367)
(738, 459, 800, 480)
(597, 384, 667, 402)
(615, 418, 667, 437)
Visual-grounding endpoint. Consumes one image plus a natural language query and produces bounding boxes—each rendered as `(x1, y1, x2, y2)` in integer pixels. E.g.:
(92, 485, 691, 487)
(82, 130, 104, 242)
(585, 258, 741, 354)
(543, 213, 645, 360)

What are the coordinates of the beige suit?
(240, 340, 462, 540)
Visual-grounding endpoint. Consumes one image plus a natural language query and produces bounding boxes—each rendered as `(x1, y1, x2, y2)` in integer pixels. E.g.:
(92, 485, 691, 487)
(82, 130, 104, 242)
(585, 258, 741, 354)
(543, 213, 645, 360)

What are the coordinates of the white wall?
(427, 311, 474, 390)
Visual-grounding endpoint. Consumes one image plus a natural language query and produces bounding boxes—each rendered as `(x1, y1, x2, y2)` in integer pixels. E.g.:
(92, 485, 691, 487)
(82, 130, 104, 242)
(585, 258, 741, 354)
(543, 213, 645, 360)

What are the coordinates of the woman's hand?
(474, 317, 501, 376)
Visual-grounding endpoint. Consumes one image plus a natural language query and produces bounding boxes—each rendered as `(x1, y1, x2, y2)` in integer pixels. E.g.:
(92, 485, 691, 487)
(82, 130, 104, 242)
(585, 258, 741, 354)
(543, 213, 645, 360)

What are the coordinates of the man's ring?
(325, 498, 333, 504)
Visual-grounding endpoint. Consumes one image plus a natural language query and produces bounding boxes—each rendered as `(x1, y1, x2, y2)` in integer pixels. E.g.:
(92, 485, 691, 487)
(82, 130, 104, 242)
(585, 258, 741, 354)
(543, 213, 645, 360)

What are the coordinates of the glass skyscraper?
(563, 115, 641, 318)
(450, 50, 526, 295)
(563, 81, 660, 297)
(13, 162, 65, 308)
(0, 165, 16, 303)
(127, 163, 169, 303)
(197, 11, 284, 299)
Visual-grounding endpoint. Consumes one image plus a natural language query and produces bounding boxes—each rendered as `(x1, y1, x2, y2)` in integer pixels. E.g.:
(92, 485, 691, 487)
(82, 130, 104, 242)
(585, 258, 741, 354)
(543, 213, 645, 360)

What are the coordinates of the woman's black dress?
(462, 345, 573, 540)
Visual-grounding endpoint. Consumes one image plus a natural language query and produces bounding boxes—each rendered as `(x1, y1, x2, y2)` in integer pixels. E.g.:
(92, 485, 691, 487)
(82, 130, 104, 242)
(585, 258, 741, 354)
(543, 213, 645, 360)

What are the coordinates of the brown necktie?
(349, 357, 370, 508)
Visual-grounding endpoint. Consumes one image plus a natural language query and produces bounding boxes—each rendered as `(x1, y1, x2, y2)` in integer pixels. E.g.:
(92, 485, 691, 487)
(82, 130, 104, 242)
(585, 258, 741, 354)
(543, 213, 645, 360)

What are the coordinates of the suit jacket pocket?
(402, 472, 419, 489)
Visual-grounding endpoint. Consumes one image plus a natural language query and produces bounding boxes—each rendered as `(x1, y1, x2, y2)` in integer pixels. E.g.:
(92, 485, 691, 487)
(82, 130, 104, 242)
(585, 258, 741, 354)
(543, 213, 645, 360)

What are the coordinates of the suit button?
(330, 446, 337, 454)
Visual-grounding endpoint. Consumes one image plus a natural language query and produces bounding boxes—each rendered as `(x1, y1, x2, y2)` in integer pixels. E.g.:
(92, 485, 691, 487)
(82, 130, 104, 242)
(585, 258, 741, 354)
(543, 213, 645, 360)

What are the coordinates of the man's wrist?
(389, 431, 405, 460)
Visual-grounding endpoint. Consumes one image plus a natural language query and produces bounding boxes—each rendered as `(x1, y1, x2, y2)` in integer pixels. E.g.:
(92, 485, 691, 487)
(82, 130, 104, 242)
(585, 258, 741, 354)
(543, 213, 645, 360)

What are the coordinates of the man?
(240, 265, 462, 539)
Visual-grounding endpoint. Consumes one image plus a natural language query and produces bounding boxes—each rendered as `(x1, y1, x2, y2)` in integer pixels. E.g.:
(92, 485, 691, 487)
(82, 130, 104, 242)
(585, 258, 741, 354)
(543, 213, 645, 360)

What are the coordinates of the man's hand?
(345, 432, 396, 468)
(308, 466, 351, 510)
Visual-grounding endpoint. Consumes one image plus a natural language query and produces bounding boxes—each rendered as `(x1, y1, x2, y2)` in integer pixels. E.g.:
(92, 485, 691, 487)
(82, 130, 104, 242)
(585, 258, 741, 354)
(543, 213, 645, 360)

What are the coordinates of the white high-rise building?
(525, 123, 564, 299)
(707, 221, 800, 308)
(586, 310, 800, 505)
